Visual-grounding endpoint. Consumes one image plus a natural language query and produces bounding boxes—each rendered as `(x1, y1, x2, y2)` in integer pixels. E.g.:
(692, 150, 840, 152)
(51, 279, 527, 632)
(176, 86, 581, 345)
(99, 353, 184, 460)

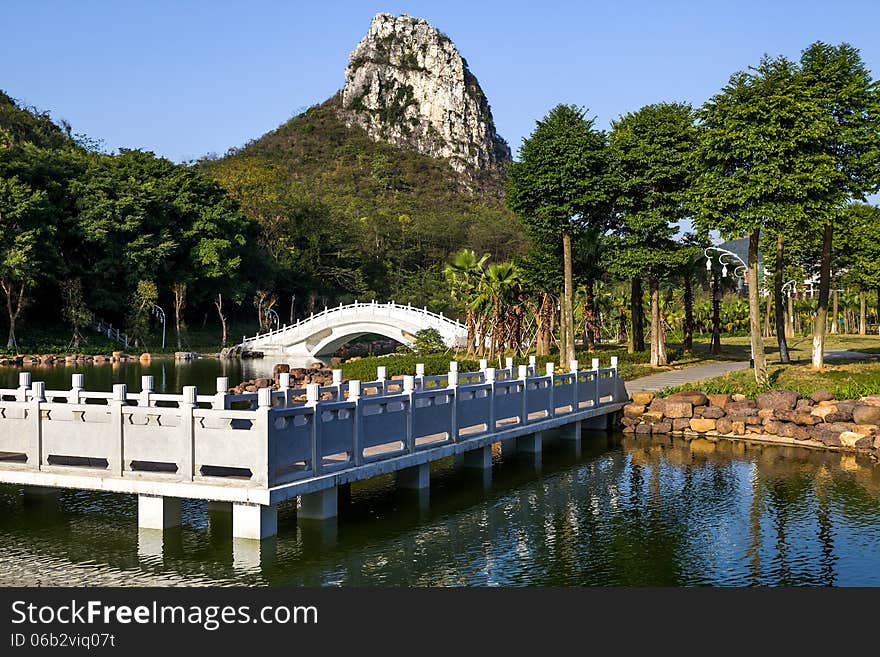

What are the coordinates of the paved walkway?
(624, 349, 879, 394)
(625, 361, 751, 393)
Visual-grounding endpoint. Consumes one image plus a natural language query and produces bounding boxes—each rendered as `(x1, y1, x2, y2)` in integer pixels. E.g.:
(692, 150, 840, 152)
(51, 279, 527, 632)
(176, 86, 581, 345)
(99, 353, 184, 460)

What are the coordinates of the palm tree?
(445, 249, 489, 356)
(477, 262, 522, 359)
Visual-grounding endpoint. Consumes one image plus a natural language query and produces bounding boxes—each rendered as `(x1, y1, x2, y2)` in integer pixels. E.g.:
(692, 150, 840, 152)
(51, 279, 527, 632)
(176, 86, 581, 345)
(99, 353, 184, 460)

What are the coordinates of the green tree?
(837, 204, 880, 334)
(506, 104, 614, 366)
(126, 279, 158, 349)
(60, 278, 91, 350)
(444, 248, 489, 356)
(693, 55, 833, 385)
(609, 102, 697, 366)
(798, 42, 880, 368)
(0, 175, 52, 349)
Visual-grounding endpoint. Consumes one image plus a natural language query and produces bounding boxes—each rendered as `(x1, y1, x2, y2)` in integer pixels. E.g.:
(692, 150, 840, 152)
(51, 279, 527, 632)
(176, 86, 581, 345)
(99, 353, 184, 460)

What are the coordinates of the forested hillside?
(199, 94, 527, 318)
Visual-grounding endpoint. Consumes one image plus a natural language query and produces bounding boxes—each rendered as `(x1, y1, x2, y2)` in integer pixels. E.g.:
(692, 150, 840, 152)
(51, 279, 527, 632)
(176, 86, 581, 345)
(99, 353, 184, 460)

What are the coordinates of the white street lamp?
(151, 304, 166, 351)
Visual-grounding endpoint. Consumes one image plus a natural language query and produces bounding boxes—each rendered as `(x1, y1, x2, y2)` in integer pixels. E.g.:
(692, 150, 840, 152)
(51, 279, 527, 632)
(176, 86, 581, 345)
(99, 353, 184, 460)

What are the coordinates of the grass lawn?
(661, 358, 880, 399)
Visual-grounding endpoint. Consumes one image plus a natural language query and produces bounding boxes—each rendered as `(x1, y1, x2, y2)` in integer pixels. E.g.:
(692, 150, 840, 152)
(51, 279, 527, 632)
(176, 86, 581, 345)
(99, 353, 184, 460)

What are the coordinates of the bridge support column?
(517, 432, 543, 454)
(396, 463, 430, 490)
(299, 487, 338, 520)
(232, 503, 277, 540)
(583, 414, 610, 431)
(463, 445, 492, 469)
(560, 421, 582, 444)
(138, 495, 181, 530)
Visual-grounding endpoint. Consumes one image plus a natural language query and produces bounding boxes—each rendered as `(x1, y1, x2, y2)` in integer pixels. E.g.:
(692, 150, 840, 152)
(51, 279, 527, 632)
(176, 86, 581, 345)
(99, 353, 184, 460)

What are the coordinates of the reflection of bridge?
(241, 301, 469, 359)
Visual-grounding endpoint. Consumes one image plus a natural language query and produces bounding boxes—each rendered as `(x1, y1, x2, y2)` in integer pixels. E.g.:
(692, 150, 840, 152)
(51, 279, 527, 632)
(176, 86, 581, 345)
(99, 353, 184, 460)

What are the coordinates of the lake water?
(1, 360, 879, 586)
(1, 434, 879, 585)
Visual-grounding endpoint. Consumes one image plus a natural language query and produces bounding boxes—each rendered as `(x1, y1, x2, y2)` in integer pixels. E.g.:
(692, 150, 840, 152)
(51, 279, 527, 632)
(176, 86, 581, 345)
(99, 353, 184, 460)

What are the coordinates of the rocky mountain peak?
(339, 13, 510, 174)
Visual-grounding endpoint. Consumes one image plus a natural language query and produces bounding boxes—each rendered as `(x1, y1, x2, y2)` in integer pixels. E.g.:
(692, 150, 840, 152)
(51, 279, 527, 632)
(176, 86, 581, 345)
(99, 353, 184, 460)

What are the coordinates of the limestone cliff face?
(339, 13, 510, 174)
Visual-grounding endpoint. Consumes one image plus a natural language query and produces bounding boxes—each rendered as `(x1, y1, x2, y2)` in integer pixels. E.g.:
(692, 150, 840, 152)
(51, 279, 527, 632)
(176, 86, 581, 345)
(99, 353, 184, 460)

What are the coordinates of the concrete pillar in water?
(463, 445, 492, 469)
(138, 495, 181, 530)
(23, 486, 61, 497)
(232, 503, 277, 540)
(501, 438, 520, 460)
(560, 421, 582, 444)
(517, 432, 543, 454)
(299, 487, 338, 520)
(396, 463, 430, 490)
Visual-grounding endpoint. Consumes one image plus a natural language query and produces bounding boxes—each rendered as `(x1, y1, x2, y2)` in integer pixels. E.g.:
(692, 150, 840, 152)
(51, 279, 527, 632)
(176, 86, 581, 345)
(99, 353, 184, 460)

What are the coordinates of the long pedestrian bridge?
(0, 358, 627, 542)
(241, 301, 469, 358)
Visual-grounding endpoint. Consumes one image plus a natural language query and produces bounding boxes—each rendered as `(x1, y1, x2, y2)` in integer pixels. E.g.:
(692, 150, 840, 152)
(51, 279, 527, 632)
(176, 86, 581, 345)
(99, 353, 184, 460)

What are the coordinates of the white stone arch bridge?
(241, 301, 468, 360)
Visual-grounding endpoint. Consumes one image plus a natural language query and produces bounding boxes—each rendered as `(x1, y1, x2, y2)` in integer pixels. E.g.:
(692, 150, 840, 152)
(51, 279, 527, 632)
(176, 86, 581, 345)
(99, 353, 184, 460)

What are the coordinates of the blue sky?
(3, 1, 879, 163)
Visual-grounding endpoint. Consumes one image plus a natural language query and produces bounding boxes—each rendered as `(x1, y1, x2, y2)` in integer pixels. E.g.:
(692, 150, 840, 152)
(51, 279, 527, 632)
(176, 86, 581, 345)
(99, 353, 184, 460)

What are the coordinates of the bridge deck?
(0, 361, 628, 538)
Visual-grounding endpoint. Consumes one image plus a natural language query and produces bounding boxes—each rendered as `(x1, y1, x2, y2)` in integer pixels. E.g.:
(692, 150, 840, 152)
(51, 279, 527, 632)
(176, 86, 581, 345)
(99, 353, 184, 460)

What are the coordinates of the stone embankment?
(0, 351, 138, 366)
(623, 388, 880, 456)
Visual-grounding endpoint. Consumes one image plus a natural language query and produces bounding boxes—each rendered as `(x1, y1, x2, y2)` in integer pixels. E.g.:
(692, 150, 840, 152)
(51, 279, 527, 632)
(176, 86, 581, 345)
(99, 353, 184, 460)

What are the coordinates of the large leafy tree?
(445, 249, 489, 356)
(0, 175, 52, 348)
(507, 104, 615, 366)
(799, 42, 880, 368)
(693, 55, 834, 385)
(608, 102, 697, 366)
(837, 203, 880, 334)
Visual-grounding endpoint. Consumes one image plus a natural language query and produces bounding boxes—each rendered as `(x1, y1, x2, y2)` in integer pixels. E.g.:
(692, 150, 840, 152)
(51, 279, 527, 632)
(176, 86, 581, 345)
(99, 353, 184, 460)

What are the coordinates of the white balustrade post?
(546, 362, 555, 418)
(140, 375, 154, 407)
(17, 372, 31, 402)
(109, 383, 127, 476)
(610, 356, 619, 372)
(255, 387, 273, 486)
(447, 361, 458, 441)
(278, 373, 290, 408)
(570, 360, 579, 410)
(332, 369, 343, 399)
(485, 367, 496, 433)
(349, 380, 362, 465)
(71, 373, 84, 405)
(479, 359, 488, 372)
(519, 365, 529, 424)
(529, 355, 536, 374)
(403, 375, 415, 453)
(214, 376, 230, 410)
(570, 359, 579, 373)
(28, 381, 45, 470)
(592, 358, 600, 371)
(376, 366, 386, 383)
(505, 357, 514, 371)
(305, 384, 321, 474)
(180, 386, 197, 481)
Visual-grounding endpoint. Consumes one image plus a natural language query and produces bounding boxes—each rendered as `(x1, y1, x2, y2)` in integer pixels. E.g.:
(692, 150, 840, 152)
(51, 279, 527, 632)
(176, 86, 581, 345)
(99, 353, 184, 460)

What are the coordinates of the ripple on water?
(1, 436, 880, 586)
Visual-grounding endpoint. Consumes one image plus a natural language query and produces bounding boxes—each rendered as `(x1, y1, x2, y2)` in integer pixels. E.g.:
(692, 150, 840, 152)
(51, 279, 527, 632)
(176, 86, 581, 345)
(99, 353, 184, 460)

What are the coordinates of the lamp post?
(151, 304, 166, 351)
(781, 280, 796, 337)
(704, 246, 752, 366)
(267, 308, 280, 331)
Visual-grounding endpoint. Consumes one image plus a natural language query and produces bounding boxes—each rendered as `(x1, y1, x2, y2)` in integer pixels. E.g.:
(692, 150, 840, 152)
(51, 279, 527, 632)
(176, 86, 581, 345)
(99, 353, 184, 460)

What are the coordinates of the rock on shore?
(623, 389, 880, 454)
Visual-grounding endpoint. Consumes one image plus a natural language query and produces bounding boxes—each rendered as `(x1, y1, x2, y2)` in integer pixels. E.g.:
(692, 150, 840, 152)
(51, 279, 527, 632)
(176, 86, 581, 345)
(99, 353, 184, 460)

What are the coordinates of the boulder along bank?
(622, 388, 880, 459)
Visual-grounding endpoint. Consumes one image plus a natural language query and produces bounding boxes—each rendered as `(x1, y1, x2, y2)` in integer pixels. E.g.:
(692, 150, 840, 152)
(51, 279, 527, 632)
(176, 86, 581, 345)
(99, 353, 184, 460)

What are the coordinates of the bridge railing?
(0, 358, 626, 491)
(242, 300, 464, 345)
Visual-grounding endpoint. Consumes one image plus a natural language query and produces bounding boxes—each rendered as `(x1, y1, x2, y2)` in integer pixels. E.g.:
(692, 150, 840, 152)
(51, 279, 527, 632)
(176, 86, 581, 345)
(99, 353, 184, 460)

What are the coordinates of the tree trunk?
(630, 277, 645, 353)
(711, 270, 721, 355)
(859, 288, 867, 336)
(465, 309, 476, 357)
(747, 230, 768, 385)
(763, 291, 773, 338)
(561, 230, 576, 367)
(812, 221, 833, 370)
(172, 283, 186, 351)
(786, 293, 794, 338)
(831, 288, 839, 334)
(649, 277, 667, 367)
(214, 292, 228, 347)
(773, 236, 790, 363)
(583, 280, 596, 351)
(535, 293, 552, 357)
(683, 272, 694, 352)
(618, 306, 628, 345)
(1, 281, 24, 351)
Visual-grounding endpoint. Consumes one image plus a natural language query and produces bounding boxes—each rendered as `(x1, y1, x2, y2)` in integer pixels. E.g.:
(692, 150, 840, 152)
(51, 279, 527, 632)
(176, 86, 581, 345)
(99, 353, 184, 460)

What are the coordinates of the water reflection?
(1, 434, 880, 586)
